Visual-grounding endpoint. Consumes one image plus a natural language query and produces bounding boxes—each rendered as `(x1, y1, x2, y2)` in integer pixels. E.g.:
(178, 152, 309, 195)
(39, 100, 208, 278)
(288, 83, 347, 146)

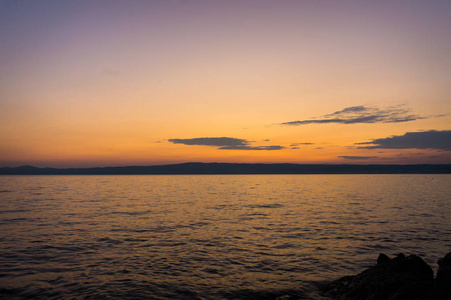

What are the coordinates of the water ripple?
(0, 174, 449, 299)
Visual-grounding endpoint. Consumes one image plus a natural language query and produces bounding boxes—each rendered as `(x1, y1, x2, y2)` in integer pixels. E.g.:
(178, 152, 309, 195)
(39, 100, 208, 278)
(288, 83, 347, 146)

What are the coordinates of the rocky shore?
(321, 252, 451, 300)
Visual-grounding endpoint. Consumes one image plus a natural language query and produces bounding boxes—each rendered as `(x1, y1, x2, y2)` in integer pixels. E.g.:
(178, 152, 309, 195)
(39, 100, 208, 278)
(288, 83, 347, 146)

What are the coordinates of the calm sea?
(0, 175, 450, 299)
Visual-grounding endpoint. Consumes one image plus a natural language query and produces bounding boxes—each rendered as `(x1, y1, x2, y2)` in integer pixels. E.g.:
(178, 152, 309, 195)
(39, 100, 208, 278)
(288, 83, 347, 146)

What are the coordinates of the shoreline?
(321, 252, 451, 300)
(1, 163, 450, 175)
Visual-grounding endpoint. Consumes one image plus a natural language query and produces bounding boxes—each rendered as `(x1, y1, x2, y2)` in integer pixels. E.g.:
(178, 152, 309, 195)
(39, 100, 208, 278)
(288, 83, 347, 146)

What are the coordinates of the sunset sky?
(1, 0, 450, 167)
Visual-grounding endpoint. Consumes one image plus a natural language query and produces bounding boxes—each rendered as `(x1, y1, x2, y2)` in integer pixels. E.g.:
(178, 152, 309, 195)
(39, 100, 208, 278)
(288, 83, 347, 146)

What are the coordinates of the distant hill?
(0, 163, 450, 175)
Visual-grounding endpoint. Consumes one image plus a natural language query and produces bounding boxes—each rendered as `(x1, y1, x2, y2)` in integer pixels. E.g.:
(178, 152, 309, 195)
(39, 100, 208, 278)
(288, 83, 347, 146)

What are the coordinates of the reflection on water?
(0, 175, 450, 299)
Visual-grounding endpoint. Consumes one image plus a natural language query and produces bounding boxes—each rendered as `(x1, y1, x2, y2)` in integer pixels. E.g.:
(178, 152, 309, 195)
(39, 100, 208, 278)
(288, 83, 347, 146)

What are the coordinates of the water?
(0, 175, 450, 299)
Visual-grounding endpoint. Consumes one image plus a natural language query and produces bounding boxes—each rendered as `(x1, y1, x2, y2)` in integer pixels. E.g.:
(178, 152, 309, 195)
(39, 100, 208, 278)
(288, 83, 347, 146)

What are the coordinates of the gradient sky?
(1, 0, 450, 167)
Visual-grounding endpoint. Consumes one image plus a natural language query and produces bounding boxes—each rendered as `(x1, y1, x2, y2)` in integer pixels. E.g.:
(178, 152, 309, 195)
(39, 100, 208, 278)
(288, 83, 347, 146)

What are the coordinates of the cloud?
(338, 156, 378, 160)
(168, 137, 248, 147)
(168, 137, 284, 150)
(280, 105, 425, 126)
(289, 142, 314, 149)
(357, 130, 451, 151)
(290, 142, 314, 146)
(220, 145, 285, 150)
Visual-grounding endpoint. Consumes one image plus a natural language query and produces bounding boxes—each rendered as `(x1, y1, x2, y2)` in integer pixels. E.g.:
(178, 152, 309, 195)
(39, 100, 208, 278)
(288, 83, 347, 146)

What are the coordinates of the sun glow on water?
(0, 174, 449, 298)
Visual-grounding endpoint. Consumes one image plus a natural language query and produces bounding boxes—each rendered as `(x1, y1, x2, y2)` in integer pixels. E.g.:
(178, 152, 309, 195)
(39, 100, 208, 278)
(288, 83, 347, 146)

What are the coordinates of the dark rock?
(322, 253, 434, 300)
(377, 253, 391, 265)
(433, 252, 451, 299)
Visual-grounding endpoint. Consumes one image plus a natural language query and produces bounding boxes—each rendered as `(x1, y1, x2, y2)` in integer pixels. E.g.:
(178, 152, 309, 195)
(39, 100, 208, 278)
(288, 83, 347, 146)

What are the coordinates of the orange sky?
(1, 1, 450, 167)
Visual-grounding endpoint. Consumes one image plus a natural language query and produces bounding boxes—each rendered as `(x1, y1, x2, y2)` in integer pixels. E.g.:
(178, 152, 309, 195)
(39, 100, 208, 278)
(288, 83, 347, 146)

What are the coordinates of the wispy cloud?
(290, 142, 314, 146)
(280, 105, 425, 126)
(169, 137, 247, 147)
(220, 145, 285, 150)
(168, 137, 284, 150)
(338, 155, 378, 160)
(289, 142, 314, 149)
(357, 130, 451, 151)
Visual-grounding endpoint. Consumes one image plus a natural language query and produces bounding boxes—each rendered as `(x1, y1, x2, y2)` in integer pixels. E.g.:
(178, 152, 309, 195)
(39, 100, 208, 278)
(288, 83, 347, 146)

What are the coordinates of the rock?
(433, 252, 451, 299)
(377, 253, 391, 265)
(322, 253, 434, 300)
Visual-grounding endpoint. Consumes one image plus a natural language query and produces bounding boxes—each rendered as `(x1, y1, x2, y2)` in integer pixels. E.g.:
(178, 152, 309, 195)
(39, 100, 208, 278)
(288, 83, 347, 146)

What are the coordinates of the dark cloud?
(290, 142, 314, 146)
(168, 137, 284, 151)
(338, 156, 378, 160)
(220, 145, 285, 150)
(168, 137, 248, 147)
(280, 105, 425, 126)
(357, 130, 451, 151)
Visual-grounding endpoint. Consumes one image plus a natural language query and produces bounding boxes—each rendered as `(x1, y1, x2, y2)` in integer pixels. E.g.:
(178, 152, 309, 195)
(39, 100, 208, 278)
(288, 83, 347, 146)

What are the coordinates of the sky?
(1, 0, 450, 167)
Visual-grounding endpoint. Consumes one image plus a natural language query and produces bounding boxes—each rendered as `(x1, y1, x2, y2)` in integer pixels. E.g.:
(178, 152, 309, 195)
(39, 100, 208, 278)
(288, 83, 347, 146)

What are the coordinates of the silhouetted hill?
(0, 163, 450, 175)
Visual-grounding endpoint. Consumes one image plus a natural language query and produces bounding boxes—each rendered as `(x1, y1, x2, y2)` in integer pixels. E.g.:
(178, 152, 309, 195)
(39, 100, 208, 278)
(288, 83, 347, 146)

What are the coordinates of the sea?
(0, 174, 450, 299)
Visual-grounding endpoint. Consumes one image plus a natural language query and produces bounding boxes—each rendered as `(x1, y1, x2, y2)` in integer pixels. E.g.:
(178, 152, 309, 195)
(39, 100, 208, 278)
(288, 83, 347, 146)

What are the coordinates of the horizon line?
(2, 161, 451, 169)
(1, 162, 450, 175)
